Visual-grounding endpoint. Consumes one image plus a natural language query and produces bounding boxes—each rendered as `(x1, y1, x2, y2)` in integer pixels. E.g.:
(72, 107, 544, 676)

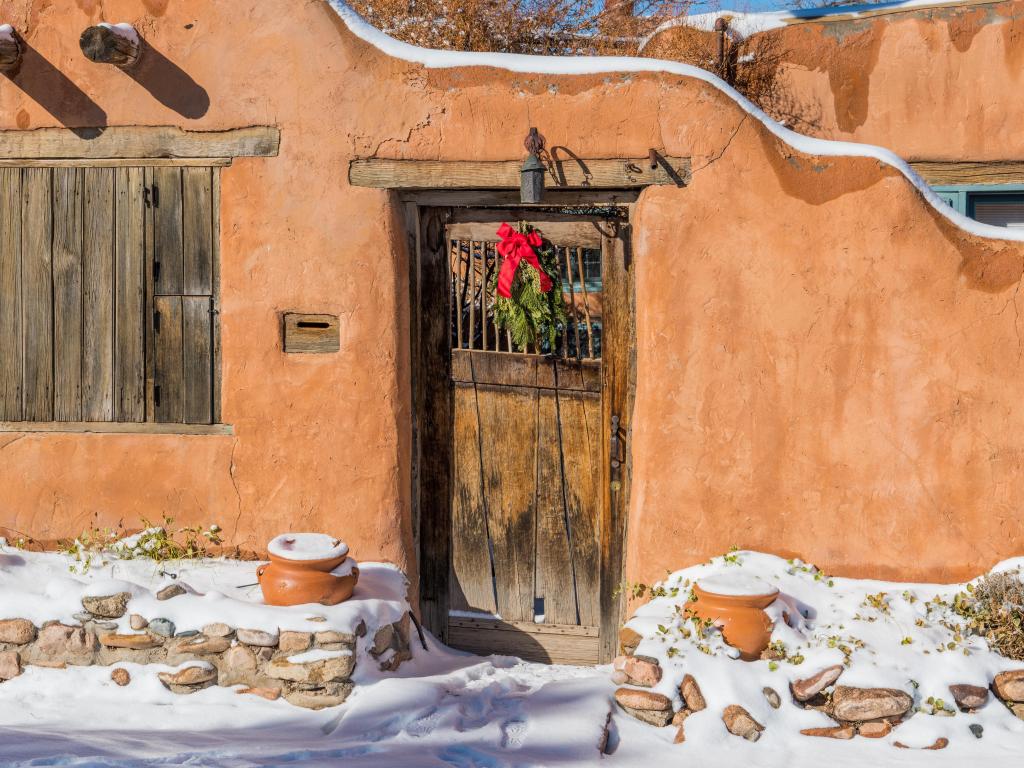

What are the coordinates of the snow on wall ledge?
(327, 0, 1024, 245)
(637, 0, 988, 45)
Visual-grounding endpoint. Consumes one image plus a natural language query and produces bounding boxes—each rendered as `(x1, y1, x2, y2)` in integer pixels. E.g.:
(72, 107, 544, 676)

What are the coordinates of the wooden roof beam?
(80, 23, 142, 69)
(0, 24, 22, 72)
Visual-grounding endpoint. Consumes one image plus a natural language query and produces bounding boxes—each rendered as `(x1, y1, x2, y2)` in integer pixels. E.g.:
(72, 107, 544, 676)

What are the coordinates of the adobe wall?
(645, 0, 1024, 160)
(0, 1, 1021, 593)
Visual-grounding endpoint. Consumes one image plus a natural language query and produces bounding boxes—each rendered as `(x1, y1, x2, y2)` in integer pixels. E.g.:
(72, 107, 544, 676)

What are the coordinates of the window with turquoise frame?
(931, 184, 1024, 229)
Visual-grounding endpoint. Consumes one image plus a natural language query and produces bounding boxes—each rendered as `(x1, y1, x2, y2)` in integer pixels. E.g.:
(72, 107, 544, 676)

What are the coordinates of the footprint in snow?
(404, 706, 443, 738)
(499, 717, 527, 749)
(457, 694, 522, 731)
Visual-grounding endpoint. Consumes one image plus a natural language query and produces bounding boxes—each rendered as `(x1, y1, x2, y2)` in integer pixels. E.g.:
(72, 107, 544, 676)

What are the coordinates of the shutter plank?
(114, 167, 145, 421)
(153, 166, 183, 295)
(0, 168, 22, 420)
(82, 167, 115, 421)
(53, 167, 83, 421)
(153, 295, 183, 423)
(182, 295, 212, 423)
(182, 167, 213, 295)
(22, 168, 52, 421)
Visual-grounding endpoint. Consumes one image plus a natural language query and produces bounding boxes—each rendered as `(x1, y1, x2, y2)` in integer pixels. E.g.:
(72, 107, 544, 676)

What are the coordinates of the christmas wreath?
(490, 222, 567, 353)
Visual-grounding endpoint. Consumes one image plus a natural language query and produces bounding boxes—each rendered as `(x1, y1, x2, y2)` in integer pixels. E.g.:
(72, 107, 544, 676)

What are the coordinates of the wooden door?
(415, 207, 633, 665)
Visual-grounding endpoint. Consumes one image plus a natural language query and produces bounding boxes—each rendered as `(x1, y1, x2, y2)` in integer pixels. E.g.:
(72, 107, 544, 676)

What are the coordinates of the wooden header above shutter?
(0, 126, 279, 161)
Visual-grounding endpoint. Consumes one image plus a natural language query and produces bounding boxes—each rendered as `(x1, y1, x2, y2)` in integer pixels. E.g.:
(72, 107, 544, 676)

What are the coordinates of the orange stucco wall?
(1, 1, 1022, 596)
(647, 0, 1024, 160)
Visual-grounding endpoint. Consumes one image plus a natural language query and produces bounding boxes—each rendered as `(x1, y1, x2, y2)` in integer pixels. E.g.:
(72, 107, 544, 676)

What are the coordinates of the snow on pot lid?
(268, 533, 349, 562)
(697, 573, 778, 598)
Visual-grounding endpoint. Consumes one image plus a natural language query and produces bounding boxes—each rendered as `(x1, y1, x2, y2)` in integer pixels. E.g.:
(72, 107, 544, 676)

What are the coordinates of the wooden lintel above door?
(349, 155, 690, 189)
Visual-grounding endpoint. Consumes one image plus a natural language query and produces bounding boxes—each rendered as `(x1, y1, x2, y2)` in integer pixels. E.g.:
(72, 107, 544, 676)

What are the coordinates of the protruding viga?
(0, 25, 21, 72)
(79, 23, 141, 68)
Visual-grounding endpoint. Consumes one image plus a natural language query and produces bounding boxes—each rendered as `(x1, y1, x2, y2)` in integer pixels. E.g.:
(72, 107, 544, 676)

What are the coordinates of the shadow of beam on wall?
(4, 41, 107, 139)
(128, 40, 210, 119)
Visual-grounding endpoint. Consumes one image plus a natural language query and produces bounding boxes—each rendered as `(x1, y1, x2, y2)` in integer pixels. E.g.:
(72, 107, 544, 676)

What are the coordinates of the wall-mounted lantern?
(520, 127, 546, 204)
(80, 23, 142, 69)
(0, 24, 22, 72)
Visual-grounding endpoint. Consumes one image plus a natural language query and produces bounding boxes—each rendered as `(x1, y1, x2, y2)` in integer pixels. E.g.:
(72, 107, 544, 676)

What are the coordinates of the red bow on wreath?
(495, 222, 553, 299)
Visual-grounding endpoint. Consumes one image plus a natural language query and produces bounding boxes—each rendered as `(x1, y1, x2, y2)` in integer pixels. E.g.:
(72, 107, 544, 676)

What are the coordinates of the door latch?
(610, 414, 622, 491)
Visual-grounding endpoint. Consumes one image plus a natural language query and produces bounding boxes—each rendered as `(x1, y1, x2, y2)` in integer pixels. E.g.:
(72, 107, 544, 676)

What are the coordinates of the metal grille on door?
(448, 239, 602, 359)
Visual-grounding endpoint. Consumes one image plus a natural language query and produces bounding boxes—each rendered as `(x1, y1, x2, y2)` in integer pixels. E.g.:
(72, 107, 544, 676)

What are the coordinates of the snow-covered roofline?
(327, 0, 1024, 244)
(639, 0, 1005, 47)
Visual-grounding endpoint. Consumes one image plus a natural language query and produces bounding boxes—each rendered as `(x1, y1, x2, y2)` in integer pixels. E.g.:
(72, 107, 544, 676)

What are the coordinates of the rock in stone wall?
(0, 600, 413, 709)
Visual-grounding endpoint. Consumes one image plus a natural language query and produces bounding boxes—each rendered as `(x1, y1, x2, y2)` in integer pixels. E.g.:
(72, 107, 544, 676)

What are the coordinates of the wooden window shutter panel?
(21, 167, 53, 421)
(152, 166, 184, 295)
(150, 163, 216, 426)
(152, 295, 214, 425)
(81, 167, 116, 421)
(52, 167, 84, 421)
(113, 167, 146, 422)
(153, 295, 183, 423)
(182, 296, 213, 424)
(182, 167, 213, 295)
(0, 167, 23, 421)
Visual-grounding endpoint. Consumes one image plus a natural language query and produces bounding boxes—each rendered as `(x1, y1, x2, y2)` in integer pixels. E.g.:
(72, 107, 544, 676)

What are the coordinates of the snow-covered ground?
(1, 545, 1023, 766)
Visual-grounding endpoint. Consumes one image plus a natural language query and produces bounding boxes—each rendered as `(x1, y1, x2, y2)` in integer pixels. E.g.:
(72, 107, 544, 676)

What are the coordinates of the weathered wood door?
(415, 207, 633, 665)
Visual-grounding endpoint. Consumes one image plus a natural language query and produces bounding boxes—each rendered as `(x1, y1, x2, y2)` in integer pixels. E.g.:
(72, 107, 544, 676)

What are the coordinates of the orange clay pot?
(256, 553, 359, 607)
(685, 583, 779, 661)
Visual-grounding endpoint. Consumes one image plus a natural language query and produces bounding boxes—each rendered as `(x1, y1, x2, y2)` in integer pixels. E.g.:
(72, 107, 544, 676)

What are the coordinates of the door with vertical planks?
(416, 207, 633, 665)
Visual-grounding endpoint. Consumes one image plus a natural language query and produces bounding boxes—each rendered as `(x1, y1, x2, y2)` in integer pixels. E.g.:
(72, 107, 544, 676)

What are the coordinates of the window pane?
(970, 194, 1024, 229)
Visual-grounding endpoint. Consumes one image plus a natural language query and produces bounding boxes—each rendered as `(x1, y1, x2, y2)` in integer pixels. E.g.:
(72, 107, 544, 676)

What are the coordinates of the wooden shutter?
(0, 165, 217, 426)
(149, 167, 216, 424)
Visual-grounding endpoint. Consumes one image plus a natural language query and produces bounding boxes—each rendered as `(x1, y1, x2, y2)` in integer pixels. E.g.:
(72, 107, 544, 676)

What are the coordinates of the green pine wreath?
(489, 224, 567, 353)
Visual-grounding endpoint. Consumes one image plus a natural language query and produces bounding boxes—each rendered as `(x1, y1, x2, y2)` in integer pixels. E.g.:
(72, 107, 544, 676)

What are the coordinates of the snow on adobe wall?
(327, 1, 1024, 245)
(638, 0, 987, 44)
(638, 0, 1024, 158)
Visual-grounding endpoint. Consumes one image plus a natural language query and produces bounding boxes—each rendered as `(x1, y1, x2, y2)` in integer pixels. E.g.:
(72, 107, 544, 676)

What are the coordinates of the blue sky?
(686, 0, 848, 10)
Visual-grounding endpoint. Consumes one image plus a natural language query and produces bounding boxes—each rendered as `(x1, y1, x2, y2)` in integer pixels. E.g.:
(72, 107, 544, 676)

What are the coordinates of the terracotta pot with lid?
(685, 575, 779, 661)
(257, 533, 359, 606)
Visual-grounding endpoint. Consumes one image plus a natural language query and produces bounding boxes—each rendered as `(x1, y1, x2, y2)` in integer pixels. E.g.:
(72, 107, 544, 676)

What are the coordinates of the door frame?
(403, 190, 637, 663)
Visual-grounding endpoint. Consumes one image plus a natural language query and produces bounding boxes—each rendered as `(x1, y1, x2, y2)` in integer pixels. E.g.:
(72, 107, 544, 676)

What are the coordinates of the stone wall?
(0, 590, 413, 710)
(611, 628, 1024, 748)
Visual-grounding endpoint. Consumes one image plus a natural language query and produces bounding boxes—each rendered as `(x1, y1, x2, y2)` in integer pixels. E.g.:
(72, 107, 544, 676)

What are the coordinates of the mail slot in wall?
(283, 313, 340, 353)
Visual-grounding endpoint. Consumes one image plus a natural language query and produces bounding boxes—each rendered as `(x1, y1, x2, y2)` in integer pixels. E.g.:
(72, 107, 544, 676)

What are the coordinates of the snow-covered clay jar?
(685, 575, 779, 661)
(257, 533, 359, 606)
